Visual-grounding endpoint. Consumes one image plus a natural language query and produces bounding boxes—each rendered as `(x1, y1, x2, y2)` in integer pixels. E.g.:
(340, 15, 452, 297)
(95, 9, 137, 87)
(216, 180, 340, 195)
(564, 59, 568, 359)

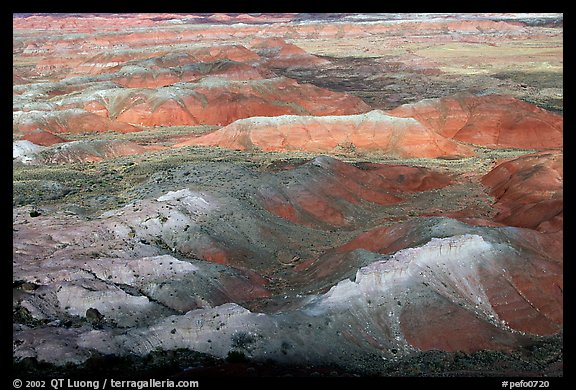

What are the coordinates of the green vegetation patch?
(13, 179, 73, 205)
(492, 71, 563, 89)
(59, 125, 218, 145)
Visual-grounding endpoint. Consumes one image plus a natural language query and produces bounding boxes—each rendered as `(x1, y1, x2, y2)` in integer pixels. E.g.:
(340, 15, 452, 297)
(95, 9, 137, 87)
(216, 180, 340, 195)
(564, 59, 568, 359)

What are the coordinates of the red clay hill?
(176, 92, 562, 158)
(14, 41, 370, 135)
(482, 150, 563, 232)
(387, 93, 563, 150)
(176, 110, 475, 158)
(257, 155, 453, 229)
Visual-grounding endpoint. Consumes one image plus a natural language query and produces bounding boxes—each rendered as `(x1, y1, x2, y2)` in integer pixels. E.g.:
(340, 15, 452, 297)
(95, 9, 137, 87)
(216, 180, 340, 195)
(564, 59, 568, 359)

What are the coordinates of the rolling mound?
(387, 93, 563, 149)
(14, 76, 370, 134)
(31, 140, 165, 164)
(257, 156, 452, 228)
(482, 150, 563, 232)
(13, 109, 141, 136)
(176, 110, 475, 158)
(250, 37, 331, 68)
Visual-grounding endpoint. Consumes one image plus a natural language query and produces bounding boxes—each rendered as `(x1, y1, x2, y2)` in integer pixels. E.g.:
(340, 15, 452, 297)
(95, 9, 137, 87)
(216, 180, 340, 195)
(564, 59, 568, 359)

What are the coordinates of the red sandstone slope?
(14, 76, 370, 135)
(35, 140, 166, 164)
(15, 38, 370, 135)
(292, 216, 562, 340)
(13, 109, 141, 136)
(250, 37, 331, 68)
(387, 93, 563, 149)
(176, 110, 475, 158)
(115, 77, 369, 126)
(482, 150, 563, 232)
(112, 59, 270, 89)
(21, 129, 66, 146)
(68, 45, 262, 78)
(256, 155, 452, 229)
(14, 36, 371, 134)
(77, 77, 370, 127)
(21, 44, 264, 82)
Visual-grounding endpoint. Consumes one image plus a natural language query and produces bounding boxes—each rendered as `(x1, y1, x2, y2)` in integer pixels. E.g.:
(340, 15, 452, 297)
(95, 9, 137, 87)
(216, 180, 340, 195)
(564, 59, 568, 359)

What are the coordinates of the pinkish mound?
(25, 42, 263, 82)
(69, 45, 263, 77)
(250, 37, 330, 68)
(14, 109, 140, 136)
(35, 140, 165, 163)
(257, 156, 452, 229)
(176, 110, 475, 158)
(21, 129, 66, 146)
(481, 150, 563, 232)
(294, 217, 562, 339)
(113, 59, 269, 89)
(83, 77, 370, 127)
(387, 93, 563, 149)
(184, 45, 262, 64)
